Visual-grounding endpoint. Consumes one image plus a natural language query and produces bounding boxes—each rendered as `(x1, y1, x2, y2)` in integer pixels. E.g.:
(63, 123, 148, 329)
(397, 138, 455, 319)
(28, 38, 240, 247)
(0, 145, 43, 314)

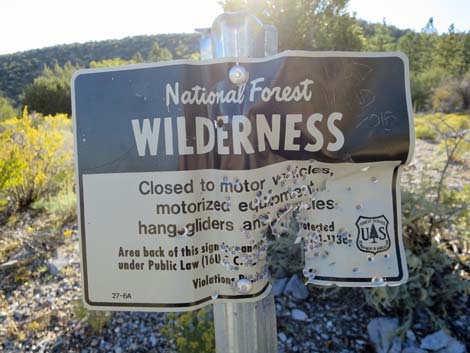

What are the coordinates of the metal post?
(213, 290, 278, 353)
(197, 12, 279, 353)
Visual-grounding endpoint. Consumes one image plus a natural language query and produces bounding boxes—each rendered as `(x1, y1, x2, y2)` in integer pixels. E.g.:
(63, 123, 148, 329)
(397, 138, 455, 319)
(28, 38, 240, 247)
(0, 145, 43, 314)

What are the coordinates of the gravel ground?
(0, 139, 469, 353)
(404, 139, 470, 189)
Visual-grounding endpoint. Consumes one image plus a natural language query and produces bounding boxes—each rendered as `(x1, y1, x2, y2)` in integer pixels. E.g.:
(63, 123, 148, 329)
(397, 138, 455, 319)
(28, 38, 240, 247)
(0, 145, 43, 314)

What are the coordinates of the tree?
(0, 33, 198, 102)
(0, 92, 17, 121)
(175, 41, 200, 60)
(131, 52, 145, 63)
(422, 17, 437, 35)
(435, 24, 465, 75)
(366, 22, 396, 51)
(397, 32, 427, 73)
(22, 62, 79, 116)
(89, 58, 135, 68)
(462, 31, 470, 73)
(220, 0, 365, 51)
(147, 42, 173, 62)
(312, 0, 365, 51)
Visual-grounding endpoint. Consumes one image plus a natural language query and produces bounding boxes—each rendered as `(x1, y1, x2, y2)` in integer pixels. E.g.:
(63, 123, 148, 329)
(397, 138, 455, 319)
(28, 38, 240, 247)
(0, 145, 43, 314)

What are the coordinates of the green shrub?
(31, 181, 76, 223)
(432, 72, 470, 113)
(0, 108, 73, 211)
(410, 68, 448, 112)
(438, 137, 470, 164)
(21, 62, 79, 115)
(415, 113, 470, 146)
(0, 93, 17, 121)
(148, 42, 173, 62)
(267, 218, 304, 278)
(363, 133, 470, 322)
(435, 114, 470, 162)
(415, 120, 438, 140)
(364, 242, 468, 316)
(73, 300, 110, 334)
(162, 307, 215, 353)
(432, 79, 463, 113)
(0, 237, 22, 263)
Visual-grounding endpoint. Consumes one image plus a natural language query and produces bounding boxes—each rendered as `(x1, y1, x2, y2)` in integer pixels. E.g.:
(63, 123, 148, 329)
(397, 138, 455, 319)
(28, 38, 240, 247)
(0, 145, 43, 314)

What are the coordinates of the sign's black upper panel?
(73, 53, 412, 174)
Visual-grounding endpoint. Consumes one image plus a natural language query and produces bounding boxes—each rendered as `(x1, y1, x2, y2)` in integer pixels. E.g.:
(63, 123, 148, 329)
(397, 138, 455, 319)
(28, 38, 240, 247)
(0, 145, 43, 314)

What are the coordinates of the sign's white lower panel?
(80, 160, 407, 311)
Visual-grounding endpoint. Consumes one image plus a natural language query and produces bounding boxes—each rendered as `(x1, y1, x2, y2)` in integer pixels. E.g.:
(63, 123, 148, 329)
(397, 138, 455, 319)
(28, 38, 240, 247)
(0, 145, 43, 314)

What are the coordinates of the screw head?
(236, 278, 253, 293)
(229, 65, 249, 85)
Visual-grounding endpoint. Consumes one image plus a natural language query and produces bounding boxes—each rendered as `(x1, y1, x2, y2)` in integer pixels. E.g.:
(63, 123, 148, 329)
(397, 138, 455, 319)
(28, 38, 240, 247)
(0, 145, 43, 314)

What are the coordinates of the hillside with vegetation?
(0, 33, 199, 103)
(0, 6, 469, 116)
(0, 1, 469, 353)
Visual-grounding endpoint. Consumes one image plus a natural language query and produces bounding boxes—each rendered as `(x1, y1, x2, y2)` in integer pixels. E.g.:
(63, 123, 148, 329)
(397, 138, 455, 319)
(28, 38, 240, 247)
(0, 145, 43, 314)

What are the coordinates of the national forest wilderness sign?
(72, 51, 414, 311)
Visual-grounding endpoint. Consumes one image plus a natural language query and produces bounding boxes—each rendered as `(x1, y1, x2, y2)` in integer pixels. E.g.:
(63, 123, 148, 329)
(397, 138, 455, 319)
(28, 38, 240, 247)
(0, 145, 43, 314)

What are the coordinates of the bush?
(365, 248, 467, 316)
(415, 118, 439, 140)
(31, 180, 76, 224)
(415, 113, 470, 143)
(432, 79, 464, 113)
(21, 62, 79, 115)
(268, 218, 304, 278)
(0, 93, 17, 121)
(363, 128, 470, 322)
(73, 300, 110, 334)
(0, 237, 22, 263)
(0, 108, 73, 211)
(411, 68, 448, 112)
(162, 307, 215, 353)
(432, 72, 470, 113)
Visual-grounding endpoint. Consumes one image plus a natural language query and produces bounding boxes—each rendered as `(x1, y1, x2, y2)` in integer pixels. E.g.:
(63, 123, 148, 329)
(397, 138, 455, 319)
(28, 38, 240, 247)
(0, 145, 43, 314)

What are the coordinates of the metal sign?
(72, 51, 414, 311)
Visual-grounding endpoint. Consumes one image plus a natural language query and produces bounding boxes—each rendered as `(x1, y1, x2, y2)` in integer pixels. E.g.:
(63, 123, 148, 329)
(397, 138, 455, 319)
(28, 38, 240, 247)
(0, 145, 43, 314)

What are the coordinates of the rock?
(402, 348, 426, 353)
(0, 248, 32, 270)
(51, 337, 63, 351)
(47, 262, 60, 276)
(332, 336, 342, 345)
(273, 277, 288, 296)
(284, 275, 309, 301)
(278, 332, 287, 342)
(291, 309, 308, 321)
(404, 330, 417, 348)
(420, 331, 466, 353)
(47, 252, 69, 276)
(0, 259, 19, 270)
(367, 317, 399, 353)
(440, 339, 466, 353)
(114, 347, 123, 353)
(149, 335, 157, 347)
(388, 336, 402, 353)
(13, 311, 23, 320)
(420, 330, 451, 351)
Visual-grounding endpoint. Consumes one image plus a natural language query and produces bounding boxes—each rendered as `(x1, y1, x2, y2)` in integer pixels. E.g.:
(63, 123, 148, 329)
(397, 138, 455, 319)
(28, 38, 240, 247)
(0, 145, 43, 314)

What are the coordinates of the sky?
(0, 0, 469, 55)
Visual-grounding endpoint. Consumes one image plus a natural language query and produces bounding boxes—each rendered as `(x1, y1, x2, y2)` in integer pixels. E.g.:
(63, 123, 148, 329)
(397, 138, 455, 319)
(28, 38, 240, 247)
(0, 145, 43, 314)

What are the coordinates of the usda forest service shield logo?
(355, 216, 391, 255)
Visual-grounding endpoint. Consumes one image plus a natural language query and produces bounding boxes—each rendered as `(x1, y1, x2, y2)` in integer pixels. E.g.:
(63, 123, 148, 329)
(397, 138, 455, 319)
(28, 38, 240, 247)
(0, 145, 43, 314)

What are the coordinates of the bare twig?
(426, 120, 468, 238)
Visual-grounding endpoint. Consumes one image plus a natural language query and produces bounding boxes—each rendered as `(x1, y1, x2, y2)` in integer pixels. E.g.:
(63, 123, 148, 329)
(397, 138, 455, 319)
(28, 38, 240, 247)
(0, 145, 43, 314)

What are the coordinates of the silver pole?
(197, 12, 279, 353)
(213, 291, 278, 353)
